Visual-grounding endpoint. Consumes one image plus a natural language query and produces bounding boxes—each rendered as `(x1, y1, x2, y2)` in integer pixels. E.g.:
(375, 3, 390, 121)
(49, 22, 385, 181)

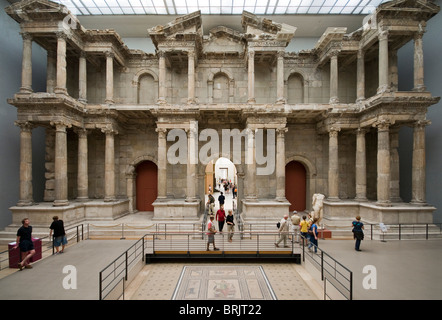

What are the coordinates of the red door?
(285, 161, 306, 212)
(136, 161, 158, 211)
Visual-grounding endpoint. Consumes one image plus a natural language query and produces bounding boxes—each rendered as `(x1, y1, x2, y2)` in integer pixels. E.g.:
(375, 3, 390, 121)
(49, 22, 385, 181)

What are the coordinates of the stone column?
(15, 121, 34, 206)
(157, 51, 167, 104)
(245, 126, 256, 199)
(390, 127, 401, 202)
(46, 51, 56, 94)
(187, 50, 196, 104)
(76, 128, 89, 201)
(20, 32, 33, 93)
(411, 120, 430, 204)
(276, 51, 285, 104)
(237, 171, 245, 213)
(52, 121, 70, 206)
(102, 127, 117, 201)
(247, 50, 256, 104)
(356, 49, 365, 102)
(355, 128, 367, 201)
(79, 51, 87, 103)
(389, 50, 398, 92)
(377, 30, 390, 94)
(207, 80, 213, 103)
(126, 172, 135, 213)
(185, 123, 197, 202)
(413, 30, 426, 92)
(54, 32, 68, 94)
(276, 127, 288, 201)
(328, 127, 340, 200)
(375, 120, 391, 206)
(105, 51, 114, 104)
(329, 51, 339, 104)
(156, 127, 167, 199)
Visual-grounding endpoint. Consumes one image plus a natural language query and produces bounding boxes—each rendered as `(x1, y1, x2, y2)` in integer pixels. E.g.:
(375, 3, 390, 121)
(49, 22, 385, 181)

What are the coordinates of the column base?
(410, 200, 428, 206)
(275, 196, 288, 202)
(247, 98, 256, 104)
(376, 200, 392, 207)
(104, 197, 116, 202)
(376, 85, 390, 94)
(329, 97, 339, 104)
(413, 86, 427, 92)
(327, 196, 340, 202)
(354, 196, 368, 202)
(185, 197, 198, 203)
(105, 99, 114, 105)
(54, 87, 68, 94)
(53, 199, 69, 207)
(19, 87, 33, 94)
(17, 200, 34, 207)
(76, 197, 90, 202)
(276, 98, 285, 104)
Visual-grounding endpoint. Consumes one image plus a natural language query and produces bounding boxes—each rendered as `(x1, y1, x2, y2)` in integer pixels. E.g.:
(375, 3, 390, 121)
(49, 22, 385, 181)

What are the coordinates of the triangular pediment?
(376, 0, 440, 19)
(379, 0, 439, 11)
(241, 11, 296, 45)
(5, 0, 69, 23)
(148, 11, 202, 38)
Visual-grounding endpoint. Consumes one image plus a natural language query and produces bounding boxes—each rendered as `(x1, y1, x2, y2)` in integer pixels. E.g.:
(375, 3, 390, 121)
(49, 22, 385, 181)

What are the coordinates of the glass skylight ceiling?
(52, 0, 392, 16)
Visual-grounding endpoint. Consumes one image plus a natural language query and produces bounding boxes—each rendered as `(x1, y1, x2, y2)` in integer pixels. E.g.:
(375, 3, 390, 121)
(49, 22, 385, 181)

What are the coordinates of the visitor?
(218, 191, 225, 207)
(49, 215, 67, 254)
(233, 185, 237, 199)
(308, 218, 319, 253)
(275, 214, 290, 248)
(300, 215, 310, 245)
(226, 210, 235, 242)
(352, 216, 364, 251)
(216, 204, 226, 232)
(290, 210, 300, 243)
(206, 215, 219, 251)
(14, 218, 35, 270)
(207, 193, 215, 215)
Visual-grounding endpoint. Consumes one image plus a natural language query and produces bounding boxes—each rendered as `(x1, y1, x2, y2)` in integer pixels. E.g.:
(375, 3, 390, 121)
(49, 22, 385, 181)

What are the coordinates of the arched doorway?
(136, 161, 157, 211)
(205, 157, 238, 212)
(287, 73, 304, 104)
(285, 161, 307, 212)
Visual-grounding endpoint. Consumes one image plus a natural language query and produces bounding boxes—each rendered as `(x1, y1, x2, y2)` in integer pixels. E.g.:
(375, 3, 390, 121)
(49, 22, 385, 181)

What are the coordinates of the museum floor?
(1, 234, 441, 300)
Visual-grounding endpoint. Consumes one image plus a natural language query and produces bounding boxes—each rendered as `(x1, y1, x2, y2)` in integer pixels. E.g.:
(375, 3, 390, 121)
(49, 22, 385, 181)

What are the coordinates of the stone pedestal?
(323, 200, 435, 225)
(9, 199, 130, 227)
(152, 199, 200, 220)
(241, 199, 290, 221)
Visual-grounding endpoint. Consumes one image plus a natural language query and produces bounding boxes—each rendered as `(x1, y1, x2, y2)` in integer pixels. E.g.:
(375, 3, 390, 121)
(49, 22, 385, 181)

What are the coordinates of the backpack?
(276, 221, 281, 229)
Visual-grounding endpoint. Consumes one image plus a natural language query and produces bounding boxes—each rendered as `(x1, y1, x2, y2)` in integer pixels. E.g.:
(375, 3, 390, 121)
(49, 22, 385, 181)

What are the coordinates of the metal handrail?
(99, 230, 300, 300)
(366, 222, 442, 240)
(99, 236, 145, 300)
(301, 235, 353, 300)
(0, 224, 86, 271)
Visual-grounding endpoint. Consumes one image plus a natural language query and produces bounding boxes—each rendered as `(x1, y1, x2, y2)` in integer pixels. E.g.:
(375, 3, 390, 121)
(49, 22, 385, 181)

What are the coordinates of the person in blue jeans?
(352, 216, 364, 251)
(308, 218, 319, 253)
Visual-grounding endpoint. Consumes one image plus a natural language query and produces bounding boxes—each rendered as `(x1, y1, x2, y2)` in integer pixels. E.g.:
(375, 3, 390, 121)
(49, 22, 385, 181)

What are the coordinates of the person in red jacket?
(216, 204, 226, 232)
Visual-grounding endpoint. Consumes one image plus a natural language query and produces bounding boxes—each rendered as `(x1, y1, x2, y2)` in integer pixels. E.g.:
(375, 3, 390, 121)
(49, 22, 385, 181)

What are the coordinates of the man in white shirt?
(275, 214, 290, 248)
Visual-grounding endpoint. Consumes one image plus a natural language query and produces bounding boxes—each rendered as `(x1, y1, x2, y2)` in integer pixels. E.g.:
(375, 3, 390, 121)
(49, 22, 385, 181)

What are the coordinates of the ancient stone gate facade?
(5, 0, 440, 229)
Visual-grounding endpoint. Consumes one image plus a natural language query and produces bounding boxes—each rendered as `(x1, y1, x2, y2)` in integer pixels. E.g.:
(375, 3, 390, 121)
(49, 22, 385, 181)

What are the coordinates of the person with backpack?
(352, 216, 364, 251)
